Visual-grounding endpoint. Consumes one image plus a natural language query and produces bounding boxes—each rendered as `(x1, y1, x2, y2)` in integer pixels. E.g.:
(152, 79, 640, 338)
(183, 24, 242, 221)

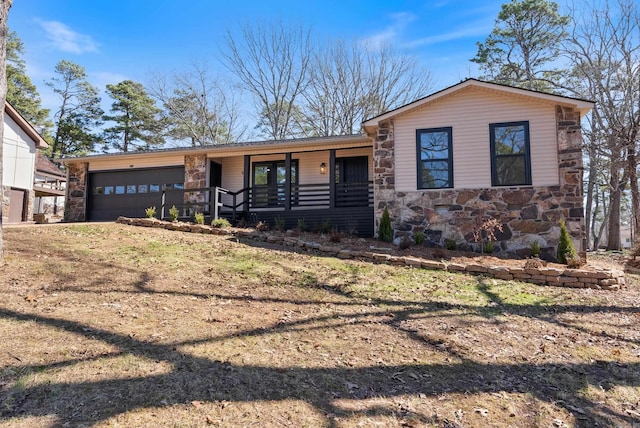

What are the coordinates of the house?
(33, 152, 66, 220)
(362, 79, 593, 257)
(60, 79, 594, 258)
(1, 102, 49, 223)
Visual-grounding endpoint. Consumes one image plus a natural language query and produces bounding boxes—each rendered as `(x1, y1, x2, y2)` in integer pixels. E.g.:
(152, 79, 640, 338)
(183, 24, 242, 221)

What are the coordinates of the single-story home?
(60, 79, 594, 258)
(1, 102, 50, 223)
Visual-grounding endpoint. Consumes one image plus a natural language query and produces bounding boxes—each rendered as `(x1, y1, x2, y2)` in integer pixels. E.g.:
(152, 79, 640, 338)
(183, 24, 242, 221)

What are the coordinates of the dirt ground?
(0, 223, 639, 428)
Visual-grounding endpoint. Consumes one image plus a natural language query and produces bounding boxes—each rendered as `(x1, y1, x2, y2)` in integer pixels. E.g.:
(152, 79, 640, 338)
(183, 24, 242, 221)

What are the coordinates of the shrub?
(398, 237, 412, 250)
(557, 219, 578, 264)
(445, 239, 457, 251)
(566, 252, 586, 268)
(530, 240, 541, 258)
(414, 230, 425, 246)
(378, 206, 393, 243)
(274, 216, 286, 231)
(483, 241, 494, 254)
(169, 205, 179, 222)
(329, 227, 342, 243)
(211, 218, 231, 228)
(194, 212, 205, 225)
(256, 220, 269, 232)
(296, 218, 307, 233)
(145, 206, 157, 219)
(320, 219, 331, 234)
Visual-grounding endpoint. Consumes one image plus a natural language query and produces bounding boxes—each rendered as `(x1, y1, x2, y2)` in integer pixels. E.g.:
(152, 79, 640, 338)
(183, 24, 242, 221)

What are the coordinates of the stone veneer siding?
(64, 162, 89, 222)
(1, 185, 9, 222)
(373, 107, 585, 261)
(184, 154, 207, 214)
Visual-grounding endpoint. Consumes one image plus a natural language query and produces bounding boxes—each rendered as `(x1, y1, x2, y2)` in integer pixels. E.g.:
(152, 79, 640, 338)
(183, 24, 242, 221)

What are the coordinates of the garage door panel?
(89, 167, 185, 221)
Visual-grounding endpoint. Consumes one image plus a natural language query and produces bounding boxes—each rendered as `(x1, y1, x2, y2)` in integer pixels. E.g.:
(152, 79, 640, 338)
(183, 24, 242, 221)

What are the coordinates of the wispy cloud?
(403, 24, 491, 49)
(36, 19, 99, 54)
(360, 12, 417, 49)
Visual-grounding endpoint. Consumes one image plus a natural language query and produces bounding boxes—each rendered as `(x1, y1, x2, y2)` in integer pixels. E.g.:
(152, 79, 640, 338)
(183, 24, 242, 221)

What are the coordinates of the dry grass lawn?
(0, 223, 639, 427)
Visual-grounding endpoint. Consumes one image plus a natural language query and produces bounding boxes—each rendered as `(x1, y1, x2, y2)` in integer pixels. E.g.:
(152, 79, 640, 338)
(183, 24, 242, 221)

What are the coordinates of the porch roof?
(57, 134, 371, 165)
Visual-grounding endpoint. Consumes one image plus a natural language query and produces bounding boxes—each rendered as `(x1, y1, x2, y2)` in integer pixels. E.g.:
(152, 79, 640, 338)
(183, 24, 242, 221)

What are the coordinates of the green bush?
(557, 219, 578, 264)
(169, 205, 179, 222)
(414, 230, 425, 246)
(483, 241, 494, 254)
(296, 218, 307, 233)
(145, 206, 157, 219)
(320, 219, 331, 234)
(211, 218, 231, 228)
(274, 216, 286, 231)
(530, 240, 541, 257)
(445, 239, 457, 251)
(194, 212, 205, 225)
(378, 206, 393, 243)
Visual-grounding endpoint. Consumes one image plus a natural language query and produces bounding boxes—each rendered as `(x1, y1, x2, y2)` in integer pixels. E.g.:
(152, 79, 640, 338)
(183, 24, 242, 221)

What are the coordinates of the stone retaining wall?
(116, 216, 625, 291)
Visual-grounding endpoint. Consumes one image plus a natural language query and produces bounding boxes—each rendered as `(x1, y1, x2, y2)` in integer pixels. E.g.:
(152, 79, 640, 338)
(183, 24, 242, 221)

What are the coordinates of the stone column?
(556, 105, 586, 253)
(64, 162, 88, 222)
(1, 185, 9, 223)
(184, 154, 207, 215)
(372, 120, 396, 238)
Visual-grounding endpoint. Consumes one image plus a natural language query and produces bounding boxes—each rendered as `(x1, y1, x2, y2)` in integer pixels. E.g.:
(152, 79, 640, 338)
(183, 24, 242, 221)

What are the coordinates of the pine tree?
(103, 80, 164, 152)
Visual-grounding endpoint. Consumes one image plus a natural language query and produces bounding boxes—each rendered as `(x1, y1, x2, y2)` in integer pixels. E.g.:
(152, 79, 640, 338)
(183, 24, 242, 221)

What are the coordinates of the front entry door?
(336, 156, 369, 207)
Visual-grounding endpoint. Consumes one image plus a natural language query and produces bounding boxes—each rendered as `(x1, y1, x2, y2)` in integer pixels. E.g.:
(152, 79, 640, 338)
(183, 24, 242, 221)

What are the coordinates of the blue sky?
(8, 0, 566, 135)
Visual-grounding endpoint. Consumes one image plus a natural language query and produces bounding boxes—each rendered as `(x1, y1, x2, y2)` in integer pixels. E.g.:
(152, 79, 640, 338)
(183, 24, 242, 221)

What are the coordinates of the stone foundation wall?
(373, 106, 586, 261)
(1, 185, 9, 222)
(184, 154, 207, 214)
(64, 162, 89, 222)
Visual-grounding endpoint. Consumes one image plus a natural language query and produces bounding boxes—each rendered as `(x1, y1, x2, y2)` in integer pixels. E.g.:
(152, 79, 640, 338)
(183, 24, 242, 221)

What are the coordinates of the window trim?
(415, 127, 453, 190)
(489, 121, 532, 187)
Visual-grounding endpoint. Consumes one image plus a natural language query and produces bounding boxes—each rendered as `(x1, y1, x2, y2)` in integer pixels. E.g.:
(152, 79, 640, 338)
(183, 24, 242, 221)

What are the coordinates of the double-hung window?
(490, 121, 531, 186)
(416, 127, 453, 189)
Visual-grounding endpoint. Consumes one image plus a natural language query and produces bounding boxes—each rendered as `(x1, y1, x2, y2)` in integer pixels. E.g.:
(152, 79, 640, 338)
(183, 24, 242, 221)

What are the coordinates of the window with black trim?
(416, 127, 453, 189)
(252, 160, 298, 207)
(490, 121, 531, 186)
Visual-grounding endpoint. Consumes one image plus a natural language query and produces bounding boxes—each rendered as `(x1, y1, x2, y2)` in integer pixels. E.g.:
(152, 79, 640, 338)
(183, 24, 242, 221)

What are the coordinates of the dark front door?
(336, 156, 369, 207)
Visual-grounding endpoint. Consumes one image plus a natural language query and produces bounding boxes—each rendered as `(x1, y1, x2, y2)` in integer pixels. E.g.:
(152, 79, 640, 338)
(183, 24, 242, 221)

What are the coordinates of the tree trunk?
(606, 166, 623, 250)
(0, 0, 13, 265)
(629, 149, 640, 246)
(584, 144, 597, 250)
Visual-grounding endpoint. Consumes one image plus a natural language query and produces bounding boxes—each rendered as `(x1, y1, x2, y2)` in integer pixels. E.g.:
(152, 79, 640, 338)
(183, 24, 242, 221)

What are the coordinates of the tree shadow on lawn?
(1, 297, 640, 427)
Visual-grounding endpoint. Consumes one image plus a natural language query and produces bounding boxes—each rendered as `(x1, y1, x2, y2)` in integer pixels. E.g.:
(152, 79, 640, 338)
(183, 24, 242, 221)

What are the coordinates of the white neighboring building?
(2, 102, 48, 223)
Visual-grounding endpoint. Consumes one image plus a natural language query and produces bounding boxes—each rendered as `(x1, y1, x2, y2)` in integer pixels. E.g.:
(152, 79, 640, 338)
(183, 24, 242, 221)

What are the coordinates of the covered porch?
(172, 143, 375, 236)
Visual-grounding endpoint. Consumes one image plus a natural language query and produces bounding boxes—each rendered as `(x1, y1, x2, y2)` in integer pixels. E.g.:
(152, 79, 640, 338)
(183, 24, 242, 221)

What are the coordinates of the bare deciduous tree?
(564, 0, 640, 250)
(148, 63, 245, 147)
(0, 0, 12, 265)
(222, 21, 312, 140)
(303, 41, 434, 136)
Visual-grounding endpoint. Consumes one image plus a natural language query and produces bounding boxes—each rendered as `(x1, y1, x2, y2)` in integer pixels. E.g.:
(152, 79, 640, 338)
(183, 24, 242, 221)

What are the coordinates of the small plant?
(320, 219, 331, 234)
(169, 205, 179, 222)
(433, 247, 448, 259)
(378, 206, 393, 243)
(194, 212, 205, 225)
(296, 218, 307, 233)
(445, 239, 457, 251)
(398, 237, 412, 250)
(557, 219, 578, 264)
(530, 240, 541, 258)
(256, 220, 269, 232)
(483, 241, 495, 254)
(274, 216, 286, 231)
(566, 252, 586, 268)
(211, 218, 231, 228)
(329, 227, 342, 243)
(145, 206, 157, 219)
(414, 230, 425, 246)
